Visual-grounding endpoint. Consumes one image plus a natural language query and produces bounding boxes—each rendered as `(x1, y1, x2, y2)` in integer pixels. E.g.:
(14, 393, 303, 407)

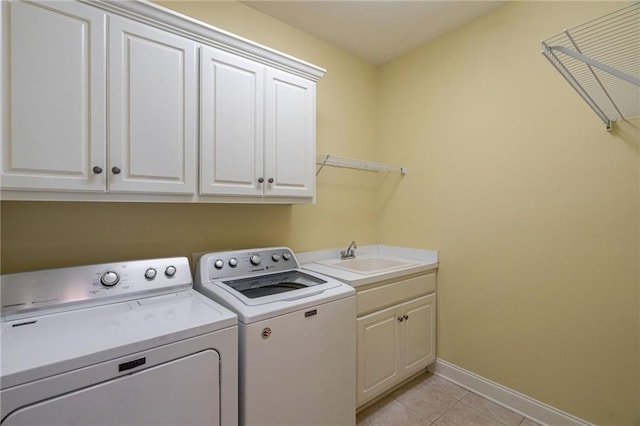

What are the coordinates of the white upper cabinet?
(1, 0, 324, 203)
(1, 1, 106, 192)
(108, 16, 197, 195)
(264, 69, 316, 199)
(200, 46, 264, 197)
(200, 48, 317, 200)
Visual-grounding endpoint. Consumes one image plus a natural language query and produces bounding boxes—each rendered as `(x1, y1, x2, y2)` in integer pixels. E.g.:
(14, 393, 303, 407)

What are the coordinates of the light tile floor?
(357, 372, 541, 426)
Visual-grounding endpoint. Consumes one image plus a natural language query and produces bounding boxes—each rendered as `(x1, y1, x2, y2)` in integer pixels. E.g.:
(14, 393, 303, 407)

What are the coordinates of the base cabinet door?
(401, 294, 436, 376)
(108, 16, 197, 194)
(356, 292, 436, 408)
(1, 1, 106, 192)
(356, 305, 401, 407)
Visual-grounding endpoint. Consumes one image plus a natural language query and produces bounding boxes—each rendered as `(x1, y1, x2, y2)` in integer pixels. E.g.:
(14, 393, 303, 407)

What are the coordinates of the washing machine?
(195, 247, 356, 426)
(1, 257, 238, 426)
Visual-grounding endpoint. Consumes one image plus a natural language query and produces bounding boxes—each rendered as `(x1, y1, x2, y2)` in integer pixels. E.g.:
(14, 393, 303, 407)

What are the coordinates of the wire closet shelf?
(541, 2, 639, 130)
(315, 154, 407, 176)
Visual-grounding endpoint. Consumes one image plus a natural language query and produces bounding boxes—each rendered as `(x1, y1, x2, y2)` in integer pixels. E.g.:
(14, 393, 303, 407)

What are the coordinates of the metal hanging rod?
(541, 2, 639, 131)
(315, 154, 407, 176)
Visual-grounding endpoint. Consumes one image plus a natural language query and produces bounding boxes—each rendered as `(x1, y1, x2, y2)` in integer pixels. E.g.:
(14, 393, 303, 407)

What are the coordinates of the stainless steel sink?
(317, 256, 420, 275)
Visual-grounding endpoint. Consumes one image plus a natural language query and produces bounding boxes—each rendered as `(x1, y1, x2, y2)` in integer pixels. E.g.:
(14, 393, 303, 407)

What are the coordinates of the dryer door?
(2, 350, 220, 426)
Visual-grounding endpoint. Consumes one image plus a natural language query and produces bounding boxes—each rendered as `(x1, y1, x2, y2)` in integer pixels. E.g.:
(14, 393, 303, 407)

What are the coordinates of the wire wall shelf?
(315, 154, 407, 176)
(541, 2, 639, 130)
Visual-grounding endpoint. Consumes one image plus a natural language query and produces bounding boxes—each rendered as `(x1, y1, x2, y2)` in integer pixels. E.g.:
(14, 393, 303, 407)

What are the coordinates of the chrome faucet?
(340, 241, 357, 259)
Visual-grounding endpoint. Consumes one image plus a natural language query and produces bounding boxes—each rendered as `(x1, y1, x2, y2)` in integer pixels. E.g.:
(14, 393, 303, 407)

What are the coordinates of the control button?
(229, 258, 238, 267)
(214, 259, 224, 269)
(165, 266, 177, 277)
(282, 252, 292, 261)
(144, 268, 157, 280)
(272, 254, 281, 262)
(100, 271, 120, 286)
(250, 254, 261, 265)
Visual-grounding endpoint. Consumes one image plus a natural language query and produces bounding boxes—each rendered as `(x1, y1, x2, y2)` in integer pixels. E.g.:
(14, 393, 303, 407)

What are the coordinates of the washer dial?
(165, 266, 177, 277)
(250, 254, 261, 265)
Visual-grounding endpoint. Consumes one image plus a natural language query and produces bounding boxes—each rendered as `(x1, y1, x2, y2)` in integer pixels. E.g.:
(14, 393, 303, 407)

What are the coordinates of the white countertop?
(298, 245, 438, 287)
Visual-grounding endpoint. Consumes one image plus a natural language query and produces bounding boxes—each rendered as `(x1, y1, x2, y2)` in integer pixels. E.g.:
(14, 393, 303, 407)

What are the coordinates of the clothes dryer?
(1, 257, 238, 426)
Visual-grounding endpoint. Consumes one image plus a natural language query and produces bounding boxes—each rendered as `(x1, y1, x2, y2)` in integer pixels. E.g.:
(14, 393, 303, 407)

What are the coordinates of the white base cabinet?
(1, 0, 324, 203)
(356, 273, 436, 408)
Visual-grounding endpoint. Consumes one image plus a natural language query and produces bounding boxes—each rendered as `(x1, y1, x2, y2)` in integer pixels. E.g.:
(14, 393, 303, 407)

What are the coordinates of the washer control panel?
(1, 257, 193, 319)
(204, 247, 298, 280)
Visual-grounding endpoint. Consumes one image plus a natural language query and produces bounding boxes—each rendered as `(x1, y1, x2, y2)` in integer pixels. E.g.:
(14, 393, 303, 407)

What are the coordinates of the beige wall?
(376, 2, 639, 425)
(1, 1, 638, 424)
(0, 0, 381, 273)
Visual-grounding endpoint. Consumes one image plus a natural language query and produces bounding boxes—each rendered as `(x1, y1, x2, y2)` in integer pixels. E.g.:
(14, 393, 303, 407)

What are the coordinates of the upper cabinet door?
(264, 68, 316, 199)
(1, 1, 106, 192)
(108, 16, 197, 194)
(200, 46, 264, 197)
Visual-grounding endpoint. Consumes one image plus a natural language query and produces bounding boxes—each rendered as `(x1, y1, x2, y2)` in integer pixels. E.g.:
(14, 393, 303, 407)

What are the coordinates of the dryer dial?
(144, 268, 157, 280)
(100, 271, 120, 287)
(250, 254, 261, 265)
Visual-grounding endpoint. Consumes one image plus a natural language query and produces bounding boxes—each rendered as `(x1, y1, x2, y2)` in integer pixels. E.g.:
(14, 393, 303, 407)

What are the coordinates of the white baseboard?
(428, 358, 591, 426)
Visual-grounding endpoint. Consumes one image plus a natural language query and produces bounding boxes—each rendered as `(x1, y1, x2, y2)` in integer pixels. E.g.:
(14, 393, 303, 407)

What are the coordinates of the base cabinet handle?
(92, 166, 103, 174)
(112, 167, 121, 175)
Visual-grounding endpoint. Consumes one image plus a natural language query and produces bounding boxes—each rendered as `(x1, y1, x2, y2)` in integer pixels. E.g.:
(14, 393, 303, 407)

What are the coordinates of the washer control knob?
(214, 259, 224, 269)
(165, 265, 177, 277)
(272, 254, 281, 262)
(250, 254, 261, 265)
(100, 271, 120, 286)
(282, 252, 292, 261)
(144, 268, 157, 280)
(229, 258, 238, 267)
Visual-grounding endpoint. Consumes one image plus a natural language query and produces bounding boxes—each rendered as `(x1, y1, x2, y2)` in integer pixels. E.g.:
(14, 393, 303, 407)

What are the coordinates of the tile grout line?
(391, 393, 435, 424)
(431, 398, 464, 425)
(457, 394, 525, 426)
(390, 374, 471, 425)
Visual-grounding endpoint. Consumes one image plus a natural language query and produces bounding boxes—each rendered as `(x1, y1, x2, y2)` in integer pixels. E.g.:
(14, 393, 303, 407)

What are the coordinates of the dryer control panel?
(1, 257, 193, 320)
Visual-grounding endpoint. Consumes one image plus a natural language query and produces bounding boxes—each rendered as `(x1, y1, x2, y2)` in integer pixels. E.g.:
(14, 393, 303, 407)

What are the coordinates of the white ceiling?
(241, 1, 504, 65)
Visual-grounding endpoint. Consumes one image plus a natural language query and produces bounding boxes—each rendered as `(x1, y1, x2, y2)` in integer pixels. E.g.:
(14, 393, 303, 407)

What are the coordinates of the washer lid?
(0, 290, 236, 389)
(222, 270, 328, 299)
(216, 270, 342, 307)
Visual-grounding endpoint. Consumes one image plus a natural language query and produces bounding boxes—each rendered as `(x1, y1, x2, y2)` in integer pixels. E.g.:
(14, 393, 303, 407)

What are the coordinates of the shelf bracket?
(315, 154, 407, 176)
(541, 3, 639, 131)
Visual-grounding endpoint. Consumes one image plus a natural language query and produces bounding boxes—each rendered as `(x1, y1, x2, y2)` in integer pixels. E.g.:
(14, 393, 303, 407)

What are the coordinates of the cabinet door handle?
(403, 314, 409, 320)
(258, 177, 264, 183)
(268, 177, 274, 183)
(111, 167, 121, 175)
(92, 166, 103, 174)
(397, 316, 404, 322)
